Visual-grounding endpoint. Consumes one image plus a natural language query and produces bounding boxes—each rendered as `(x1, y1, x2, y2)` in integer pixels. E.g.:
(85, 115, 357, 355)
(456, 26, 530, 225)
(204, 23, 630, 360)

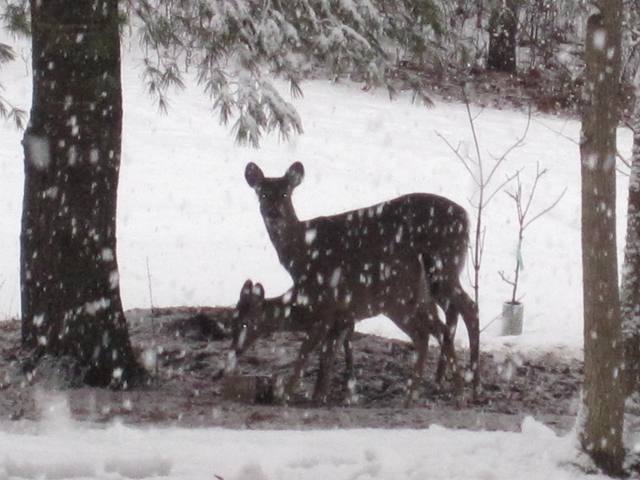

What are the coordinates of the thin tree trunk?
(579, 8, 625, 476)
(21, 0, 142, 387)
(487, 1, 518, 73)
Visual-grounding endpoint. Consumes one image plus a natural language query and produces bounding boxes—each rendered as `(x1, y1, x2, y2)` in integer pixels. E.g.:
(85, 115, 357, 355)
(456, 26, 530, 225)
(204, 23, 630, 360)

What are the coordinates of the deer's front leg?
(312, 331, 338, 404)
(405, 330, 429, 408)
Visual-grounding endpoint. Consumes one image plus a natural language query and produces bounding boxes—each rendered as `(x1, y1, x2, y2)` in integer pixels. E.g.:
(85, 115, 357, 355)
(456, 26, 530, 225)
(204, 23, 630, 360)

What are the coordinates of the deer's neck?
(262, 215, 308, 274)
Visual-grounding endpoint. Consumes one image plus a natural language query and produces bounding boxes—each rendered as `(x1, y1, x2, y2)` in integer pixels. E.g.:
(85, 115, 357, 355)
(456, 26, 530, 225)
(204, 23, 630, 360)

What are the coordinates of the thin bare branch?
(498, 270, 516, 287)
(479, 313, 503, 334)
(485, 107, 531, 187)
(617, 166, 630, 177)
(533, 118, 579, 145)
(523, 186, 568, 231)
(617, 150, 631, 170)
(623, 119, 636, 135)
(462, 87, 484, 184)
(471, 105, 485, 123)
(521, 163, 547, 221)
(505, 190, 518, 202)
(435, 130, 479, 184)
(478, 226, 487, 267)
(466, 243, 476, 289)
(483, 170, 520, 209)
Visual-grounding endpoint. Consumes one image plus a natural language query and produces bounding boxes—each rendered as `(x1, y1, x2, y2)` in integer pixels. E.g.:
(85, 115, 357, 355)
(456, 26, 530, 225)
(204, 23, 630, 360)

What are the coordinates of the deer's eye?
(260, 193, 267, 199)
(282, 192, 288, 198)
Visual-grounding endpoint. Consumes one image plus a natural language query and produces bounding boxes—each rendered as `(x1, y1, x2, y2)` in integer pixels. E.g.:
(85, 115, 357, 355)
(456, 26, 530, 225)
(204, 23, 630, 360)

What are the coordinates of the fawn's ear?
(240, 279, 253, 298)
(253, 282, 265, 300)
(245, 162, 264, 188)
(286, 162, 305, 188)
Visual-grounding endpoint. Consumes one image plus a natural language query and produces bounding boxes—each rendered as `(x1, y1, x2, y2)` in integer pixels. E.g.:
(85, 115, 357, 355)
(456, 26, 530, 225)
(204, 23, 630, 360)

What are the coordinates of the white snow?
(0, 394, 603, 480)
(0, 35, 634, 479)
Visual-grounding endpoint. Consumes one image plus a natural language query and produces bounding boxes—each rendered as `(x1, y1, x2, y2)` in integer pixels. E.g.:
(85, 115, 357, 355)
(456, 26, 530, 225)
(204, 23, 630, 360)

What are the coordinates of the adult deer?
(244, 162, 480, 393)
(231, 253, 462, 404)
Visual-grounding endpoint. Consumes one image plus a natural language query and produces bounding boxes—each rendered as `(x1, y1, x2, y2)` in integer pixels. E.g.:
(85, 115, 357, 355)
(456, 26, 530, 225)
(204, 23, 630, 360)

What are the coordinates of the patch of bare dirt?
(0, 309, 583, 432)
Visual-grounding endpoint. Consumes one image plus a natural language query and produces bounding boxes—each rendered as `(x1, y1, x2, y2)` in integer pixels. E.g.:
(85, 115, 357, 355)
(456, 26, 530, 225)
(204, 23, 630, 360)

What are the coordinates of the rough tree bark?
(622, 76, 640, 396)
(579, 7, 625, 476)
(21, 0, 142, 386)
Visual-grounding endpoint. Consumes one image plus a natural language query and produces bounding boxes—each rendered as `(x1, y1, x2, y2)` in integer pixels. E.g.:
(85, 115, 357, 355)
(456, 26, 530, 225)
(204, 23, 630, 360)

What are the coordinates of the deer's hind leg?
(435, 302, 458, 385)
(433, 281, 479, 396)
(342, 322, 355, 382)
(449, 284, 480, 395)
(428, 309, 464, 399)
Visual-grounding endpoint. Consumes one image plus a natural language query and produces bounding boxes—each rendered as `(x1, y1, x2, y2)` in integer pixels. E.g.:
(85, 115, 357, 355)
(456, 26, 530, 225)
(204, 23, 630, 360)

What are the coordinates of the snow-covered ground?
(0, 37, 634, 479)
(0, 423, 596, 480)
(0, 391, 603, 480)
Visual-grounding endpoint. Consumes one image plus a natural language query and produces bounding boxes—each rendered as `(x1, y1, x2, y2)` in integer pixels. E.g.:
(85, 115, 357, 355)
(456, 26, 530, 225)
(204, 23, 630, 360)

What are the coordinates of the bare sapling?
(499, 164, 566, 303)
(436, 89, 530, 371)
(240, 161, 477, 398)
(437, 88, 531, 309)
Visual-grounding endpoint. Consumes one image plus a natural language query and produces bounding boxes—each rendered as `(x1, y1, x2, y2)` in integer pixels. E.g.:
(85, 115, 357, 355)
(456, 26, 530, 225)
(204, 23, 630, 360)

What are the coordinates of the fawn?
(232, 251, 463, 404)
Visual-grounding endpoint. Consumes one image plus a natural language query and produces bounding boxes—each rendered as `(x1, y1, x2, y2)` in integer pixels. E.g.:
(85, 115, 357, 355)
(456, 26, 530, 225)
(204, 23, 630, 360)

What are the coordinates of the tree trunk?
(622, 80, 640, 396)
(579, 8, 625, 476)
(486, 1, 518, 73)
(21, 0, 142, 387)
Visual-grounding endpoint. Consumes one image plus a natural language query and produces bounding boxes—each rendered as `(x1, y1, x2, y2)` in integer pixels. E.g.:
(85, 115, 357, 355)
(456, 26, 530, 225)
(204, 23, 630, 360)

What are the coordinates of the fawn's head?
(231, 279, 266, 355)
(245, 162, 304, 225)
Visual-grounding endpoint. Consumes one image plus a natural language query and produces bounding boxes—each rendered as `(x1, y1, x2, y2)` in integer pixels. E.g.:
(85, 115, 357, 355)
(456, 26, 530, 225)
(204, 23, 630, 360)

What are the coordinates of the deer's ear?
(245, 163, 264, 188)
(286, 162, 305, 188)
(253, 282, 265, 300)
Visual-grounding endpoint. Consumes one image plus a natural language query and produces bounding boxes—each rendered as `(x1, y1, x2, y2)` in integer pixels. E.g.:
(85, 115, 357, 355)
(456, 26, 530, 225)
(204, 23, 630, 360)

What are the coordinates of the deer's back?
(300, 193, 469, 274)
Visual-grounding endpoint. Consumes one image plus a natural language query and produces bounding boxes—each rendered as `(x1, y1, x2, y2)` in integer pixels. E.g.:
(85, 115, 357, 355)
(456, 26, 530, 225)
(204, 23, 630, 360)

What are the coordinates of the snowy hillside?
(0, 38, 633, 355)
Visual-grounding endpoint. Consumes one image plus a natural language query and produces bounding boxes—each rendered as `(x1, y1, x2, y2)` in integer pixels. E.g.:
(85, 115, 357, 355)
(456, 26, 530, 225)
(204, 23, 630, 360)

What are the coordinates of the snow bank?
(0, 415, 600, 480)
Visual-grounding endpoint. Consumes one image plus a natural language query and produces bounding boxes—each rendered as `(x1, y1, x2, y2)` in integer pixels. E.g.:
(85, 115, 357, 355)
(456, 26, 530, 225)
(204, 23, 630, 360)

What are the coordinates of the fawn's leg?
(384, 308, 428, 407)
(285, 323, 330, 402)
